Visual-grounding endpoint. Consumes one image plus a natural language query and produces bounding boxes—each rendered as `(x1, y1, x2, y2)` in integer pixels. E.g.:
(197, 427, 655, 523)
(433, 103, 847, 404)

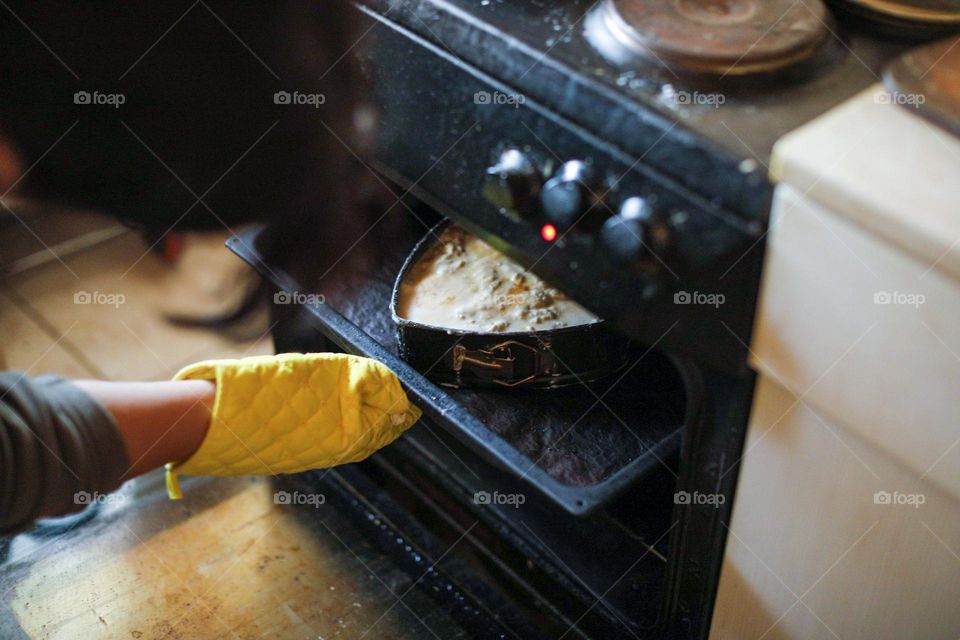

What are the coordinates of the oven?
(227, 0, 926, 637)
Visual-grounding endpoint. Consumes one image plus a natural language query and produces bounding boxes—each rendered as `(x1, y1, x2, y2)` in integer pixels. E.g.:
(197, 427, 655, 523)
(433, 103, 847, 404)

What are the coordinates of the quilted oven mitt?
(165, 353, 422, 499)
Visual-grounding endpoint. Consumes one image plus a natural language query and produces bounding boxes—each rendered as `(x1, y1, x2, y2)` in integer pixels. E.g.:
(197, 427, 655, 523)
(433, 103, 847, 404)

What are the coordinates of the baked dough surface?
(398, 225, 598, 333)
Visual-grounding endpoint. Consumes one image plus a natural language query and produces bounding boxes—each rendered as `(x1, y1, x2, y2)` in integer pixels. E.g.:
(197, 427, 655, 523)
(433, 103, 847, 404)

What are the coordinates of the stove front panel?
(359, 10, 767, 374)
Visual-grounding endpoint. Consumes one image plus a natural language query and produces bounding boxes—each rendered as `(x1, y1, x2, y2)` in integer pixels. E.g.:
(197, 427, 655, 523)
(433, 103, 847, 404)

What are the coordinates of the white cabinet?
(711, 87, 960, 640)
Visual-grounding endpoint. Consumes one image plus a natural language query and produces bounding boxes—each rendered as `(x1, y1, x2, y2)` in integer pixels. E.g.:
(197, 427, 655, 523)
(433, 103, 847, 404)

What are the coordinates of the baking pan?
(391, 221, 631, 388)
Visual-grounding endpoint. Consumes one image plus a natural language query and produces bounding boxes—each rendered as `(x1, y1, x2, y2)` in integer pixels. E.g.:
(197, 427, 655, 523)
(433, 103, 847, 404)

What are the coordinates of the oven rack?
(228, 224, 700, 515)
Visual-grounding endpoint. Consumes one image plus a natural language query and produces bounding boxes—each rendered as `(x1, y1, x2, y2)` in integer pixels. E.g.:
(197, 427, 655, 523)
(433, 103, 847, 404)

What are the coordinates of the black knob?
(600, 196, 662, 264)
(540, 160, 604, 231)
(482, 148, 541, 220)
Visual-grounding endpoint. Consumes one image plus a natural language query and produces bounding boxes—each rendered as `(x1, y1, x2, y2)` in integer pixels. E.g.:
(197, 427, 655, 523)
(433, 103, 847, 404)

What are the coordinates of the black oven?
(224, 0, 870, 637)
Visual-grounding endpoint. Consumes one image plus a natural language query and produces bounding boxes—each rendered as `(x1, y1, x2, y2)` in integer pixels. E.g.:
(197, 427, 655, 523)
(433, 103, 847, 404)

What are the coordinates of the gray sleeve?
(0, 372, 129, 532)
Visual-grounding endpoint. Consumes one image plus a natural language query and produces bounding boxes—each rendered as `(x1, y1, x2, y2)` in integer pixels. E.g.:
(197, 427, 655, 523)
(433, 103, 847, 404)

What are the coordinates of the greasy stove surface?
(299, 212, 687, 488)
(363, 0, 910, 169)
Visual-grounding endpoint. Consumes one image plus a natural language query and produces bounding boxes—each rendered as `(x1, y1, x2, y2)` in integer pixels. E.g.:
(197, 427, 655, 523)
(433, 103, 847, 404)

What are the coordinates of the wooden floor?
(0, 201, 272, 380)
(0, 201, 459, 639)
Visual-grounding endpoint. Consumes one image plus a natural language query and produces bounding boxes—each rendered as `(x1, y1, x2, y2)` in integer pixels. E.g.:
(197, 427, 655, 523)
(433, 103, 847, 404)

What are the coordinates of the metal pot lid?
(840, 0, 960, 25)
(585, 0, 831, 75)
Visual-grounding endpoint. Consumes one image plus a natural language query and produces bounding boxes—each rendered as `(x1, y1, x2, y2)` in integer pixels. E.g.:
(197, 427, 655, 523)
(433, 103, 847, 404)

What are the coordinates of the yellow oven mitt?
(165, 353, 422, 499)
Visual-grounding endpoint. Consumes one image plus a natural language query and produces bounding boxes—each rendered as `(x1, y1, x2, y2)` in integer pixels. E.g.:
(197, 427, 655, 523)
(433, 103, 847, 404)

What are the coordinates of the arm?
(0, 373, 213, 532)
(72, 379, 214, 478)
(1, 353, 419, 531)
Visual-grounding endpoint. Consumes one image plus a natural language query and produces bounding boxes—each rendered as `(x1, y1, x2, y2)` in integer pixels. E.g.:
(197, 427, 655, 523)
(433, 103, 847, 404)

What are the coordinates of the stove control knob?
(600, 196, 665, 264)
(482, 148, 541, 220)
(540, 160, 604, 231)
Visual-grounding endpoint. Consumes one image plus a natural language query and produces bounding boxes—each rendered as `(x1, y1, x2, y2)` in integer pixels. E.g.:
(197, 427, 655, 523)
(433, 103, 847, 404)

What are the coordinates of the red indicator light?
(541, 224, 557, 242)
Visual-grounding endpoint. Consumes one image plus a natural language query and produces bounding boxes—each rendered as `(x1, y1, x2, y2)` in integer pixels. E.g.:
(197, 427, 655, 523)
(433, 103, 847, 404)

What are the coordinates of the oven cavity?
(243, 206, 696, 513)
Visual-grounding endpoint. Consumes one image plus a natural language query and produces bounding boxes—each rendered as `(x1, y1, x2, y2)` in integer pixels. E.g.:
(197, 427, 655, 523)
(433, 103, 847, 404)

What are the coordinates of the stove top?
(361, 0, 930, 218)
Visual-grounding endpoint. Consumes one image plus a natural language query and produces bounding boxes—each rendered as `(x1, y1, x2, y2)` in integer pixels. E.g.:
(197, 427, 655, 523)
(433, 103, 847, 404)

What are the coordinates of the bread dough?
(398, 225, 598, 333)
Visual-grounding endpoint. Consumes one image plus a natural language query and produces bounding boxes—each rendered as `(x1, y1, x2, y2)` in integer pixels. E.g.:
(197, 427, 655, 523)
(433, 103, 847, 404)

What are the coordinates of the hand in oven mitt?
(165, 353, 422, 499)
